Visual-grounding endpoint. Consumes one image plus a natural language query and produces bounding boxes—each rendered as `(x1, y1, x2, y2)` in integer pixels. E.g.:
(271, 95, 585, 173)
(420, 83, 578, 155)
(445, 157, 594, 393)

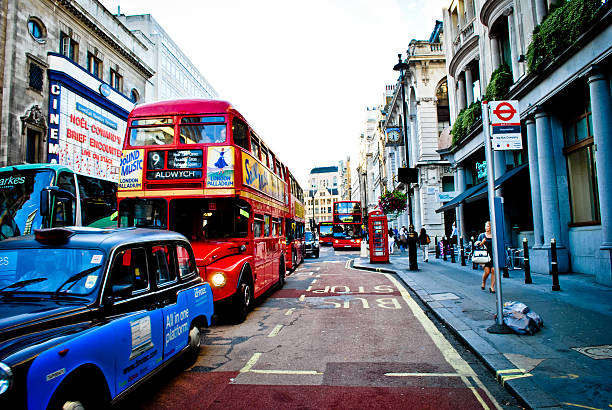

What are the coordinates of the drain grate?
(572, 345, 612, 360)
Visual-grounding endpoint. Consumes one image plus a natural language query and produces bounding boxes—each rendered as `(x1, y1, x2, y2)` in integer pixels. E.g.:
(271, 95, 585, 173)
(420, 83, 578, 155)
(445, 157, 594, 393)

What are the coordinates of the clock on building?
(386, 127, 402, 145)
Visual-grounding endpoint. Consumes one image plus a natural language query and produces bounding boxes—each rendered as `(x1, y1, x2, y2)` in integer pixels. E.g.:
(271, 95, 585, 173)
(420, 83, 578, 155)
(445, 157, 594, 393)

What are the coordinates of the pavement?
(353, 249, 612, 410)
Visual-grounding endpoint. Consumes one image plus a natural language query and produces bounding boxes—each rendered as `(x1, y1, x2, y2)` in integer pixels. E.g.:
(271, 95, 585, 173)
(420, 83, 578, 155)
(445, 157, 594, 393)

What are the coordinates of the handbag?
(472, 249, 490, 264)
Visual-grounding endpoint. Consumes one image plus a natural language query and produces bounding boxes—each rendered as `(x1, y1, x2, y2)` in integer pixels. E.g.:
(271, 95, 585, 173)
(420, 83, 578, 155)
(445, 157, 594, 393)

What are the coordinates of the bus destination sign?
(147, 170, 203, 180)
(168, 150, 203, 169)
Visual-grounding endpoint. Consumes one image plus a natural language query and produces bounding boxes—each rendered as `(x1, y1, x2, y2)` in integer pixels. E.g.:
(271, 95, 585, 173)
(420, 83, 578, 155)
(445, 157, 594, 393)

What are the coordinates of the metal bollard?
(435, 236, 439, 259)
(450, 241, 456, 263)
(442, 237, 447, 261)
(551, 238, 560, 291)
(523, 238, 532, 284)
(460, 236, 466, 266)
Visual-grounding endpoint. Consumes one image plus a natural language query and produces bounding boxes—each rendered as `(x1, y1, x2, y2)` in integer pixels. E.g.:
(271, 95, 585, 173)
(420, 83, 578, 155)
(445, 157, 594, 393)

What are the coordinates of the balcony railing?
(451, 17, 477, 55)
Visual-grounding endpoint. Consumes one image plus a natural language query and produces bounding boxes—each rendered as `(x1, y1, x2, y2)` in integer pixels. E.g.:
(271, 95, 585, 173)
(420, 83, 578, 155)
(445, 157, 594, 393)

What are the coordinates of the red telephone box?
(368, 211, 389, 263)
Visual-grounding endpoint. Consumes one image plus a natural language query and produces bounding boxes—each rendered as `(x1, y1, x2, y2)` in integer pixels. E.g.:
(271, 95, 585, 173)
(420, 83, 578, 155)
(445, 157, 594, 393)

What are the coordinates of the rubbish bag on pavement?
(502, 301, 544, 335)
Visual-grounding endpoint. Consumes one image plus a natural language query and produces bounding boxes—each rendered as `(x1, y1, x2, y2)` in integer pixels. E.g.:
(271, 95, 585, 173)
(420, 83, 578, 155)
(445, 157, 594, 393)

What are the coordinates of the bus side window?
(253, 215, 264, 238)
(264, 215, 271, 237)
(251, 135, 261, 159)
(232, 118, 249, 151)
(54, 172, 77, 226)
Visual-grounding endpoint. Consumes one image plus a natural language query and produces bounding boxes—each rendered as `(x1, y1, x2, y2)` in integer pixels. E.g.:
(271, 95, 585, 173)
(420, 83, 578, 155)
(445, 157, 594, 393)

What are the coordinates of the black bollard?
(551, 238, 560, 291)
(442, 237, 447, 261)
(450, 241, 456, 263)
(523, 238, 532, 284)
(460, 236, 466, 266)
(435, 236, 439, 259)
(408, 226, 418, 271)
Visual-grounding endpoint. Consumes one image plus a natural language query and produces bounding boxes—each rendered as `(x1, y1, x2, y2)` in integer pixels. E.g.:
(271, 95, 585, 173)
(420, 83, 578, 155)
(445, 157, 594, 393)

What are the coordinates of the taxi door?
(106, 247, 165, 395)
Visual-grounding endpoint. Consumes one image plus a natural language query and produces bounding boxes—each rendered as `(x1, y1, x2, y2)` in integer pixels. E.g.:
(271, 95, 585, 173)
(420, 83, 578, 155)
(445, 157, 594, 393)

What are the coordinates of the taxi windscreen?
(0, 248, 105, 296)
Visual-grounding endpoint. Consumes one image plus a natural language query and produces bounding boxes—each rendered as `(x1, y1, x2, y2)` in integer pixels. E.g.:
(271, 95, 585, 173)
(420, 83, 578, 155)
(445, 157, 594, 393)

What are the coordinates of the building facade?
(306, 165, 342, 229)
(382, 21, 450, 238)
(439, 0, 612, 284)
(115, 13, 217, 101)
(0, 0, 153, 180)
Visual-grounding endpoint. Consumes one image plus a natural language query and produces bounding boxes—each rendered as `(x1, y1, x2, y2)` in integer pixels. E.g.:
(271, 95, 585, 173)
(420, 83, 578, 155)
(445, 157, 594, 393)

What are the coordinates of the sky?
(99, 0, 445, 187)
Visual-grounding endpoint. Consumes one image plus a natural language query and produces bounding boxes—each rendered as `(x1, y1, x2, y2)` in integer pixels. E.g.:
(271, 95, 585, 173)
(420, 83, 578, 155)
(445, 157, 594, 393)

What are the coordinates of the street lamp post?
(394, 54, 418, 271)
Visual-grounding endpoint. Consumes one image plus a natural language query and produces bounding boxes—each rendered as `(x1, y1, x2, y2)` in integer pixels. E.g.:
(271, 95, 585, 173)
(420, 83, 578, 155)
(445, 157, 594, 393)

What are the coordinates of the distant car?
(304, 231, 320, 258)
(0, 227, 214, 409)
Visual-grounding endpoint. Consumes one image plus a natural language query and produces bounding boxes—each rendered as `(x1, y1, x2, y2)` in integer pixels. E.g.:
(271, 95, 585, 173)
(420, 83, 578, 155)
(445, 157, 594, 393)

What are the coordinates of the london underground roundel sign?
(489, 100, 522, 150)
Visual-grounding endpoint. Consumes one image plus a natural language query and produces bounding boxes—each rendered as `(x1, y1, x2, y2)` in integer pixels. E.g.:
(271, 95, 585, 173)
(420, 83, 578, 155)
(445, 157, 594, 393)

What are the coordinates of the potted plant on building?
(378, 190, 408, 217)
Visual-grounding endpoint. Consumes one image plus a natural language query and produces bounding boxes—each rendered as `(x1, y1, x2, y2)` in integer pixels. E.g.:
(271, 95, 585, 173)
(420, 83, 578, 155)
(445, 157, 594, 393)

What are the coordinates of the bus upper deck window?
(231, 118, 249, 150)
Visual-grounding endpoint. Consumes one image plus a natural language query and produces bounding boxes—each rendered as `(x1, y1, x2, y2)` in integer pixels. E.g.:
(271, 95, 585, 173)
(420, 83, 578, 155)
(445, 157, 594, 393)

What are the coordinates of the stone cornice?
(448, 34, 479, 77)
(480, 0, 513, 27)
(57, 0, 154, 78)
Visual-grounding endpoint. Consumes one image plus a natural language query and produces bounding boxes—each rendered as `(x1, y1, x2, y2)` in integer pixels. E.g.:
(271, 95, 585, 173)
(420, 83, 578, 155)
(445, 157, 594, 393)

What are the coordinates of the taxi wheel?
(185, 325, 201, 365)
(62, 401, 85, 410)
(232, 279, 252, 323)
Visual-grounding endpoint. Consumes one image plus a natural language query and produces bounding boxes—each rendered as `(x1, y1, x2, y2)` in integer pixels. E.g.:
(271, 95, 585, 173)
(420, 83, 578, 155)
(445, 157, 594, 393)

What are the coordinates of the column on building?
(414, 185, 422, 230)
(455, 165, 467, 241)
(525, 117, 543, 247)
(464, 67, 474, 106)
(490, 35, 501, 70)
(534, 107, 569, 272)
(535, 0, 548, 23)
(410, 114, 418, 166)
(505, 7, 521, 81)
(456, 75, 467, 112)
(587, 65, 612, 284)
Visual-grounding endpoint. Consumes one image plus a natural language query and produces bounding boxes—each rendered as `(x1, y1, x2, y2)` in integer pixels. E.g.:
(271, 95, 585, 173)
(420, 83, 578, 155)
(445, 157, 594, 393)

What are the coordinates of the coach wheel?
(232, 277, 252, 323)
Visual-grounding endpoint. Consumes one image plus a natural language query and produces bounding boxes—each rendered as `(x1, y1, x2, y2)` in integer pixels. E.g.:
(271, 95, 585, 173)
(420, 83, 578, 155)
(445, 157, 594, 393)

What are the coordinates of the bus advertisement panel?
(117, 99, 300, 322)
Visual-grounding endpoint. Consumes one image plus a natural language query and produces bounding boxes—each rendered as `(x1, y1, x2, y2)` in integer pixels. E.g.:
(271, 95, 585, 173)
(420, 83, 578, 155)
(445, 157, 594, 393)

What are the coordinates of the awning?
(435, 163, 528, 213)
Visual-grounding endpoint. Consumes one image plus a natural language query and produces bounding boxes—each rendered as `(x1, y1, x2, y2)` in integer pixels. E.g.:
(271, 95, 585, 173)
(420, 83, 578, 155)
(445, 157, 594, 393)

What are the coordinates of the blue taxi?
(0, 227, 214, 409)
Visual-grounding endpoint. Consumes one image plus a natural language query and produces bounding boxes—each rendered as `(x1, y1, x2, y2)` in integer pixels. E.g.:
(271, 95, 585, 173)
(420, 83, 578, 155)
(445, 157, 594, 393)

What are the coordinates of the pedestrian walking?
(418, 227, 430, 262)
(450, 221, 458, 245)
(399, 226, 408, 252)
(475, 221, 495, 292)
(388, 231, 395, 254)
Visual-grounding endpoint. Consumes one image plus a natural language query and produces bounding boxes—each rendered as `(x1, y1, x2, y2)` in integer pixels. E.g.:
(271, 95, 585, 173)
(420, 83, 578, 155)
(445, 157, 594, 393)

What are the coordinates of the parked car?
(304, 231, 320, 258)
(0, 227, 214, 409)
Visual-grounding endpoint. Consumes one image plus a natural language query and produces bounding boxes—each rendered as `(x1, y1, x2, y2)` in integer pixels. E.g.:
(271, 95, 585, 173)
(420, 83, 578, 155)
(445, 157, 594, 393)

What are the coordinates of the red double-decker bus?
(318, 221, 333, 245)
(117, 99, 302, 322)
(332, 201, 364, 250)
(285, 173, 305, 271)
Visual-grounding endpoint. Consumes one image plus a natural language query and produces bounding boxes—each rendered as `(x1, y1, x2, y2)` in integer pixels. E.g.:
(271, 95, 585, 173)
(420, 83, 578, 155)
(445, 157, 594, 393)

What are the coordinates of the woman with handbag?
(474, 221, 495, 293)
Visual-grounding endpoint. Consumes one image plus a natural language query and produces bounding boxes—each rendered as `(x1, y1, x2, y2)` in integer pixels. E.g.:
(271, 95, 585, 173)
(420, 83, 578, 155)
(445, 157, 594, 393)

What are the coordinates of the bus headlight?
(334, 240, 339, 243)
(210, 272, 227, 287)
(0, 363, 13, 395)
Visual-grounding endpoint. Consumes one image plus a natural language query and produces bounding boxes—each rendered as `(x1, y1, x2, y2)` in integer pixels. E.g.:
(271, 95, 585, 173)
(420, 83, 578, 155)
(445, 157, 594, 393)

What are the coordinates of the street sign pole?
(482, 101, 511, 333)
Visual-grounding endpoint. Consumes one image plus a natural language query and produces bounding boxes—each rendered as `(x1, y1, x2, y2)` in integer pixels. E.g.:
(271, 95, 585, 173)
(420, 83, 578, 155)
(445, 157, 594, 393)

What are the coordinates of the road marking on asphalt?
(285, 308, 295, 315)
(240, 353, 262, 373)
(562, 403, 603, 410)
(240, 352, 323, 375)
(311, 279, 318, 284)
(299, 295, 305, 301)
(385, 372, 470, 377)
(306, 286, 313, 291)
(384, 273, 502, 410)
(267, 325, 283, 338)
(495, 368, 533, 385)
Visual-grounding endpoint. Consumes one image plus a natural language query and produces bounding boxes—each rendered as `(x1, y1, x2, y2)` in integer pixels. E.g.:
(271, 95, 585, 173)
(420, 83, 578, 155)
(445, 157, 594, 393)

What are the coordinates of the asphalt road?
(120, 246, 521, 409)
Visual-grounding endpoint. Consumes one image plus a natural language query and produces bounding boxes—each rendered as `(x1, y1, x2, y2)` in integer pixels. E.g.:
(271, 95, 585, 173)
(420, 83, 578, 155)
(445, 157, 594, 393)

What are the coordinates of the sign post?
(483, 101, 512, 334)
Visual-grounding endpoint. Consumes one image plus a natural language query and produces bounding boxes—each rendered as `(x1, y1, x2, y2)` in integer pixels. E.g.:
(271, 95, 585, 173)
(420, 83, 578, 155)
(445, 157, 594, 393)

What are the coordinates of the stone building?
(383, 21, 450, 238)
(439, 0, 612, 284)
(305, 165, 342, 229)
(0, 0, 153, 179)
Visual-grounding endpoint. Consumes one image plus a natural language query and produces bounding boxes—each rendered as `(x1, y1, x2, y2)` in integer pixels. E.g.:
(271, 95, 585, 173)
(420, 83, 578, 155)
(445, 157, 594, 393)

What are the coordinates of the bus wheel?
(232, 277, 252, 323)
(278, 259, 286, 288)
